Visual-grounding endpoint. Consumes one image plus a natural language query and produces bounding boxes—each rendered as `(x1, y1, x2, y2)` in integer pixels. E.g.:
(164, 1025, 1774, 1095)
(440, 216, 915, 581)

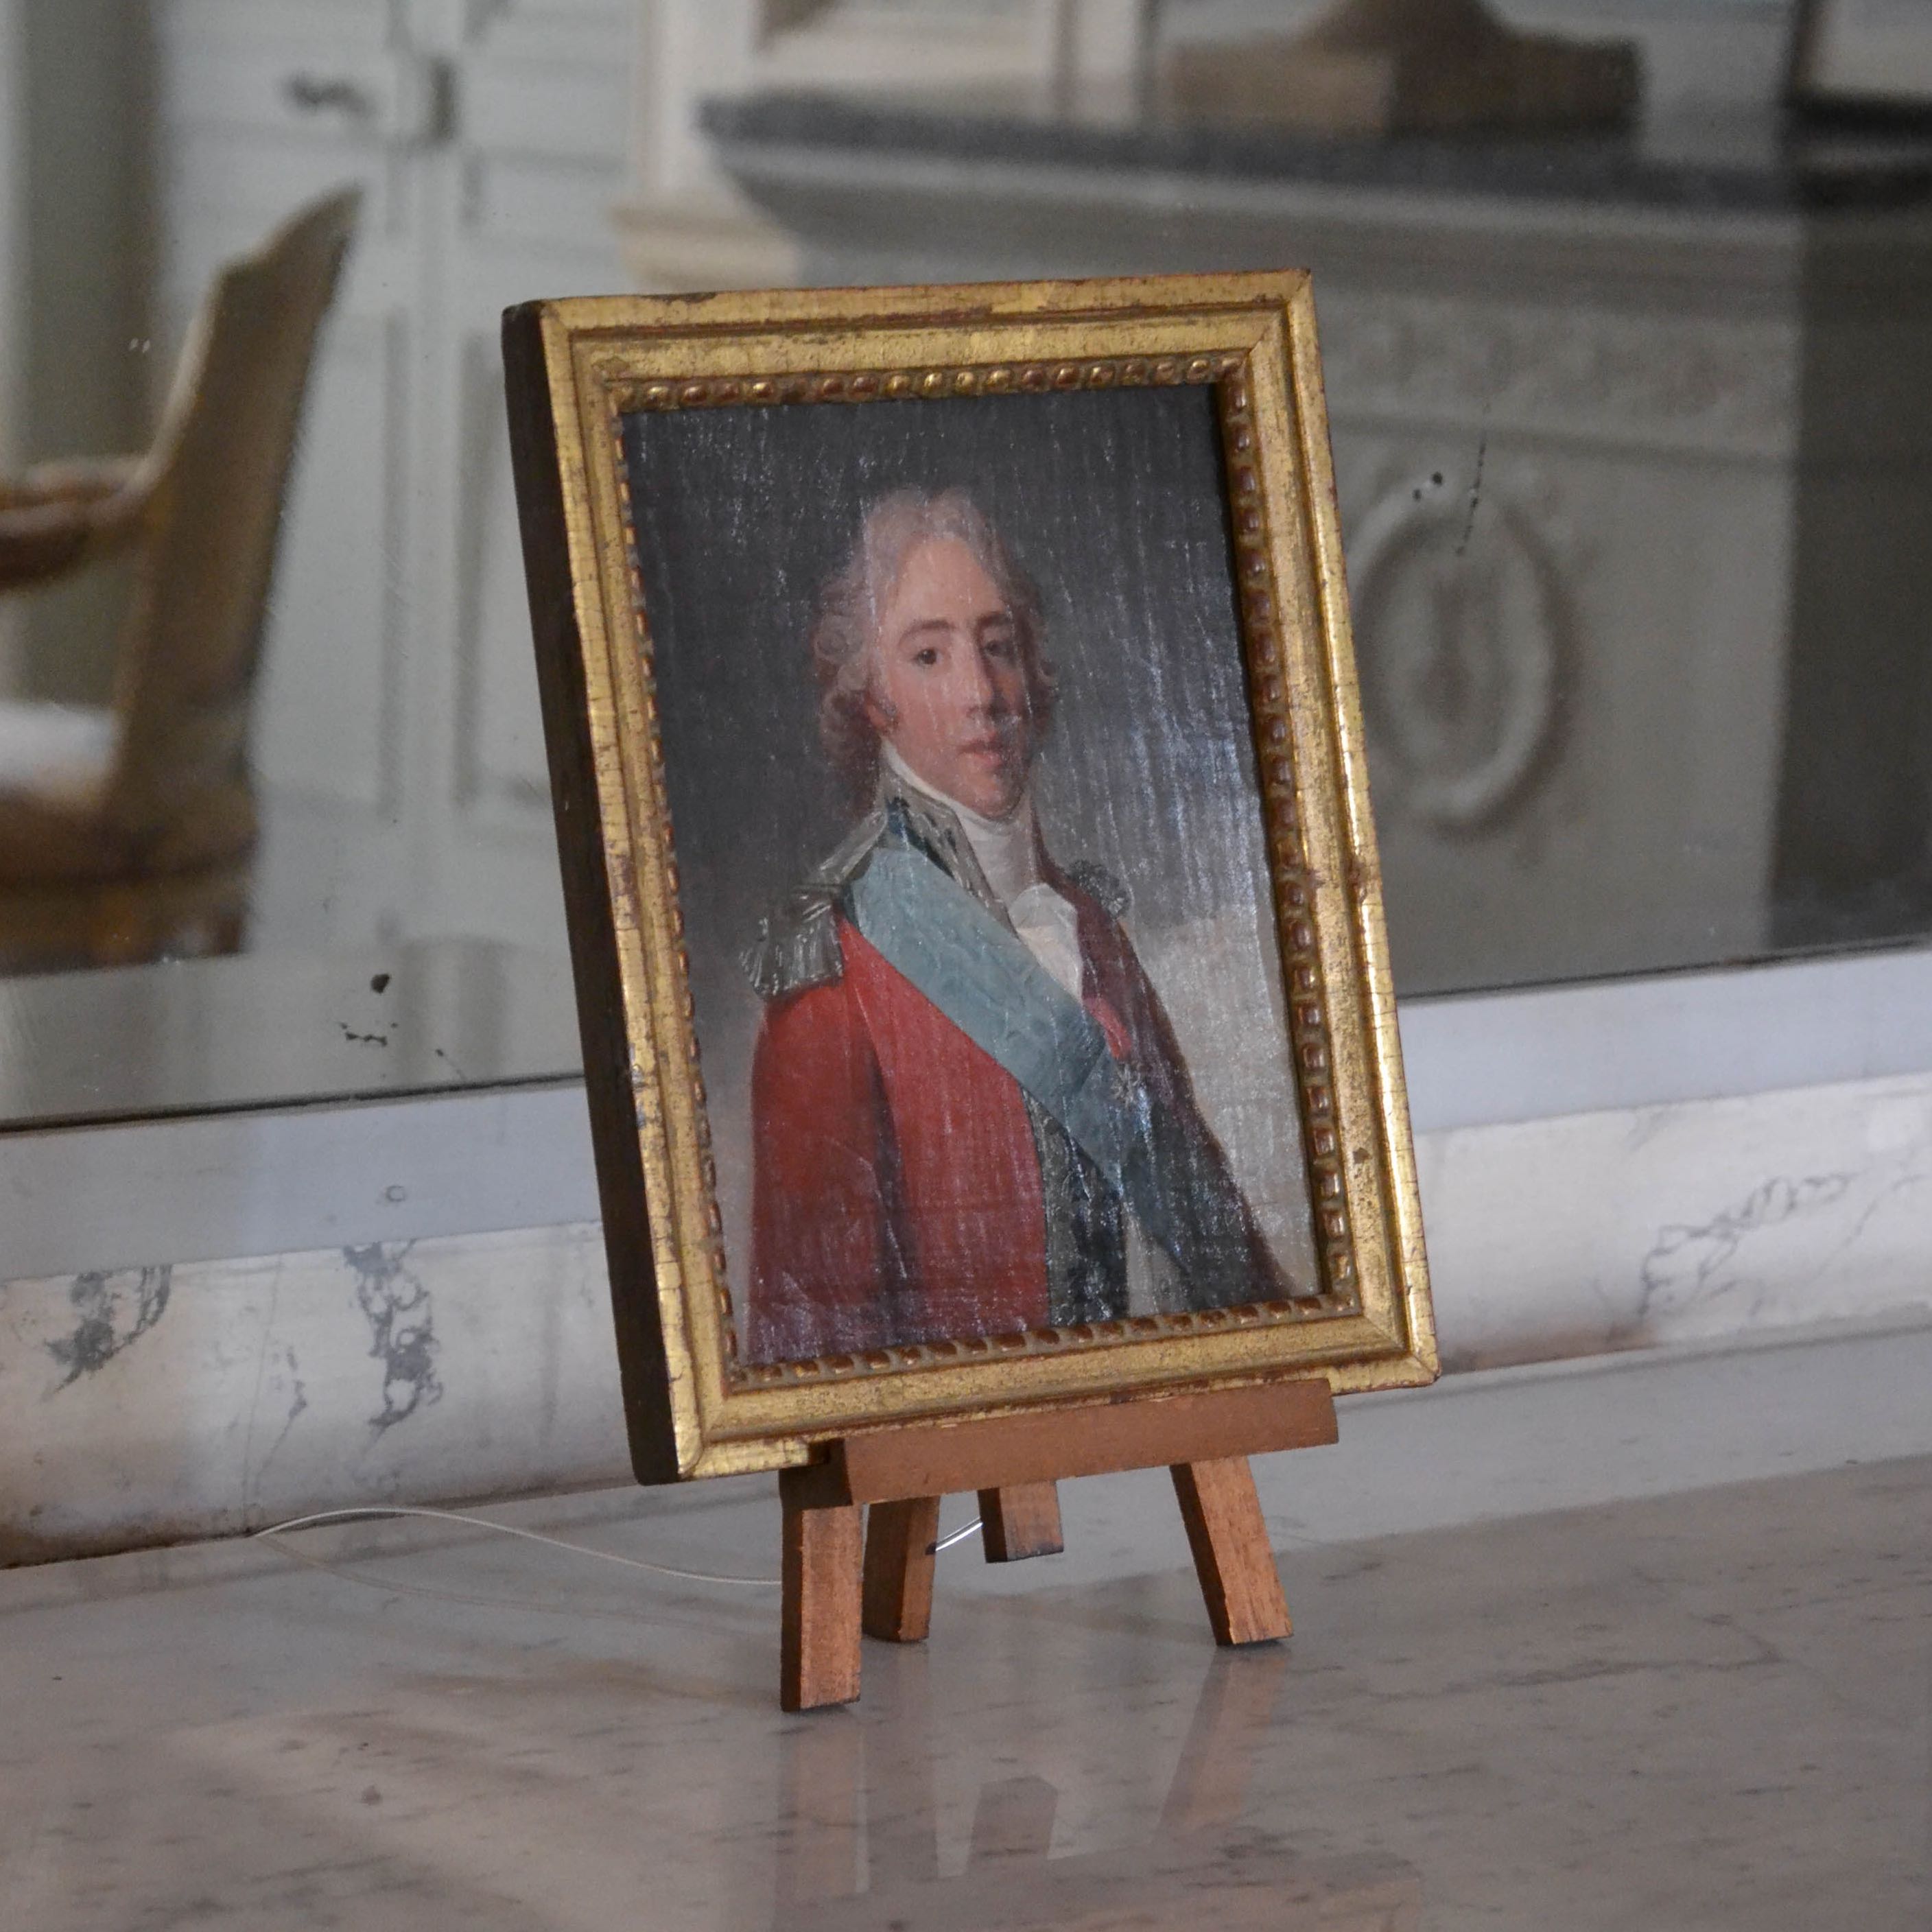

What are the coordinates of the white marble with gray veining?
(1417, 1068, 1932, 1370)
(5, 1067, 1932, 1562)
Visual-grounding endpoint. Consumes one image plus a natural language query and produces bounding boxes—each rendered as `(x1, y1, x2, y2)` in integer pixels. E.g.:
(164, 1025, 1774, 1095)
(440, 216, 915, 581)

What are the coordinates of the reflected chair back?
(104, 187, 360, 869)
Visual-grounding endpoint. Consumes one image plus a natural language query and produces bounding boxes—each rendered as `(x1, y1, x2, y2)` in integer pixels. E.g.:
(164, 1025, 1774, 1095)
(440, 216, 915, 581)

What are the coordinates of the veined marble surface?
(6, 1064, 1931, 1563)
(4, 1444, 1925, 1929)
(7, 1077, 1932, 1564)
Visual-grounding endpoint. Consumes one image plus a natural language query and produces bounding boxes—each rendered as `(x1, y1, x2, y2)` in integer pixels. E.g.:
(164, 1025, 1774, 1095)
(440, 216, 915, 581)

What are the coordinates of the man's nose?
(956, 644, 1001, 713)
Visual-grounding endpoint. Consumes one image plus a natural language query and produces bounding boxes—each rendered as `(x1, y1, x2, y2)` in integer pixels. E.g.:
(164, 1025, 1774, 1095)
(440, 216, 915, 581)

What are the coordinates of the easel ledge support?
(779, 1377, 1336, 1711)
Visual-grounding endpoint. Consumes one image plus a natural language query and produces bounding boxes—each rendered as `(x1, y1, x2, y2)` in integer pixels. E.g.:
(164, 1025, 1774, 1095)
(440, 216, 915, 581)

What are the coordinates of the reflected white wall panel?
(154, 0, 633, 961)
(455, 340, 556, 822)
(254, 312, 405, 816)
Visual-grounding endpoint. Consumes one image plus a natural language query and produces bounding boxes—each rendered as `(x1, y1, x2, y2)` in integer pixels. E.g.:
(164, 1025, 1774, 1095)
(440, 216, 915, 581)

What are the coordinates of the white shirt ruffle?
(883, 745, 1085, 1001)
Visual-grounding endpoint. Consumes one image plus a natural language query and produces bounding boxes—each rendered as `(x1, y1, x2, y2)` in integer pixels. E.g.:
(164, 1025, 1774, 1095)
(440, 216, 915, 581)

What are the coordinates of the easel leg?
(978, 1481, 1065, 1562)
(862, 1496, 940, 1642)
(1170, 1456, 1291, 1646)
(779, 1469, 863, 1710)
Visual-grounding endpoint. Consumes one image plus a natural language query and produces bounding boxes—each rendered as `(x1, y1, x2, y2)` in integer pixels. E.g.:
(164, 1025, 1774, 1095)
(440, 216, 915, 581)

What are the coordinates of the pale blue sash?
(847, 844, 1140, 1186)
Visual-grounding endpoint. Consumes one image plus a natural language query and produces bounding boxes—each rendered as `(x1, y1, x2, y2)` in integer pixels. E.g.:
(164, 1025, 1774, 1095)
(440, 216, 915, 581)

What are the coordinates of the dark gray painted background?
(620, 384, 1314, 1301)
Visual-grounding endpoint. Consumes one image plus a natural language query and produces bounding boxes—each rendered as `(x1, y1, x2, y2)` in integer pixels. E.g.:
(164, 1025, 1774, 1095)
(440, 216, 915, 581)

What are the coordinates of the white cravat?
(884, 745, 1085, 1002)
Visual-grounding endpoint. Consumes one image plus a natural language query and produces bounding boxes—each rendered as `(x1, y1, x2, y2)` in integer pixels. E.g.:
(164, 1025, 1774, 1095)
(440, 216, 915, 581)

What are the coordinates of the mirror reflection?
(3, 0, 1930, 1128)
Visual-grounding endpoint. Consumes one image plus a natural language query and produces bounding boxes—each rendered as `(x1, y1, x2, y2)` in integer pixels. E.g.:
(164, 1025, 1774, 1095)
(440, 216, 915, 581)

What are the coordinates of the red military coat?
(745, 868, 1275, 1363)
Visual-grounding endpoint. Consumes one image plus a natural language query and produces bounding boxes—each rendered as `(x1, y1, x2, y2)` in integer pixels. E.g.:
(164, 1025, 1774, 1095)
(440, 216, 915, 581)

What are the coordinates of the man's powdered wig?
(810, 486, 1057, 799)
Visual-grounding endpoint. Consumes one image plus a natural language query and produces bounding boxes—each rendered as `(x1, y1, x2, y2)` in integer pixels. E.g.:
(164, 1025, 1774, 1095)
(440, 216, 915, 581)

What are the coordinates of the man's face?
(864, 534, 1033, 819)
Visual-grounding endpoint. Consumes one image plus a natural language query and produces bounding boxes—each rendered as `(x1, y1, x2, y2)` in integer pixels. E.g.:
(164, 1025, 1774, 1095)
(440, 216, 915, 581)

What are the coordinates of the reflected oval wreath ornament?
(1349, 482, 1564, 833)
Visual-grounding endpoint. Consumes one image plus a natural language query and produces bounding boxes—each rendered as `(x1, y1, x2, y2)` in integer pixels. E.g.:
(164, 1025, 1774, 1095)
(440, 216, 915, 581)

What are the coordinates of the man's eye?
(983, 635, 1015, 660)
(913, 647, 940, 667)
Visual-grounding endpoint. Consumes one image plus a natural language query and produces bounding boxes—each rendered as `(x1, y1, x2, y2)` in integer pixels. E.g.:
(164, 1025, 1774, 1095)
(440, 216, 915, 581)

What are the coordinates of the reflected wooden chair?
(0, 187, 360, 971)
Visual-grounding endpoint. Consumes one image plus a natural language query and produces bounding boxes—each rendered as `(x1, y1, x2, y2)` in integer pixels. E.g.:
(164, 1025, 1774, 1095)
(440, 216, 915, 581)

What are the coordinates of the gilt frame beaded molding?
(504, 272, 1435, 1485)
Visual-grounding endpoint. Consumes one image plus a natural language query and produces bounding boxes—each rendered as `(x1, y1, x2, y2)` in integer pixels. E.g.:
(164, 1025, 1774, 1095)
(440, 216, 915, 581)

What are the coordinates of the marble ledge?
(3, 1063, 1931, 1566)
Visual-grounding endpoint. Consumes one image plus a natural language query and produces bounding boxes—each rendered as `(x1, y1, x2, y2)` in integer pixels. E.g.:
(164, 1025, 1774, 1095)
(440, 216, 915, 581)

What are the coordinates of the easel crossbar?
(781, 1378, 1336, 1508)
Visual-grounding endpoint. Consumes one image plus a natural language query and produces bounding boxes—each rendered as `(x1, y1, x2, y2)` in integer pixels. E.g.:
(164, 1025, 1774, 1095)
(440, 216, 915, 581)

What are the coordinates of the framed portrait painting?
(504, 272, 1435, 1485)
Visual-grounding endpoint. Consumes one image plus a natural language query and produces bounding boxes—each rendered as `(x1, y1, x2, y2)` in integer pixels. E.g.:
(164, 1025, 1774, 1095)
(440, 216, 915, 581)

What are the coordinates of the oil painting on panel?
(623, 384, 1319, 1367)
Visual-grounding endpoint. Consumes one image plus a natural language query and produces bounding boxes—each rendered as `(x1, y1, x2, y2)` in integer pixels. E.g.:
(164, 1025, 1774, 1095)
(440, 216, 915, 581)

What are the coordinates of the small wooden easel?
(777, 1378, 1338, 1710)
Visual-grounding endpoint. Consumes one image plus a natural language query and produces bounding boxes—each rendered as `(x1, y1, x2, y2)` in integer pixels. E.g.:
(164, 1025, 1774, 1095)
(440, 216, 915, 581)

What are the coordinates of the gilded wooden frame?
(504, 272, 1435, 1484)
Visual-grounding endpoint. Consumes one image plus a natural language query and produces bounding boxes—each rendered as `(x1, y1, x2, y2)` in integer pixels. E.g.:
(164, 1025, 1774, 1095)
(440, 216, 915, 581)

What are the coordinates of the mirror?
(3, 0, 1930, 1134)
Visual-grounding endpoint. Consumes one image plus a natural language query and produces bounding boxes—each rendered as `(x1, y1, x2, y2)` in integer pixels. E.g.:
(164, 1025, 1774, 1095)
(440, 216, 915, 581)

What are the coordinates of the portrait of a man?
(742, 487, 1293, 1363)
(622, 381, 1321, 1375)
(513, 274, 1435, 1495)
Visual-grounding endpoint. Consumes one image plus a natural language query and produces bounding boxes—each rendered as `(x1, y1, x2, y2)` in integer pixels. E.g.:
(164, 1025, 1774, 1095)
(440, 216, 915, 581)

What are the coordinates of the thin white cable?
(256, 1534, 679, 1621)
(253, 1503, 991, 1621)
(253, 1505, 781, 1587)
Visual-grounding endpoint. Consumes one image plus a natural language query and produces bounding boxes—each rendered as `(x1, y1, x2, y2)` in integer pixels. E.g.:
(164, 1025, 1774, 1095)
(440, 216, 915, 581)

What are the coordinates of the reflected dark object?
(1789, 0, 1932, 126)
(704, 91, 1932, 219)
(1770, 210, 1932, 952)
(0, 189, 357, 974)
(770, 1646, 1422, 1930)
(707, 94, 1932, 994)
(1162, 0, 1638, 140)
